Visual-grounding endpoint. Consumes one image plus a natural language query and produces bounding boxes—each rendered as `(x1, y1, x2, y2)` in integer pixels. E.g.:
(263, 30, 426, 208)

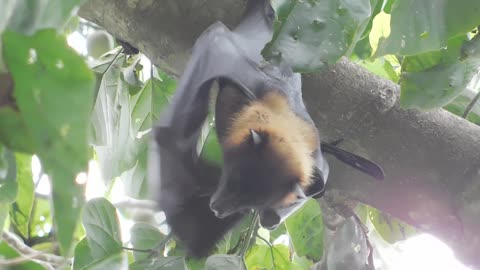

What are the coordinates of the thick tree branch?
(79, 0, 480, 268)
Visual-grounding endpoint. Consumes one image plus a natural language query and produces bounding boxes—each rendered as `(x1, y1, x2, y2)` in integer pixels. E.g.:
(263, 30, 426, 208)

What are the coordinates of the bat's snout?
(209, 195, 236, 219)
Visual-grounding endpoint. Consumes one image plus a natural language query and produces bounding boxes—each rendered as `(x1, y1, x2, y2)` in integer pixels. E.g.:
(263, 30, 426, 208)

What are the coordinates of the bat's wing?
(157, 0, 275, 140)
(321, 141, 385, 181)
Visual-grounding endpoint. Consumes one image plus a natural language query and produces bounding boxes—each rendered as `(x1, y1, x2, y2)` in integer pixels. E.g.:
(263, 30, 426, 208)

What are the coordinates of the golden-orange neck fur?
(223, 92, 318, 188)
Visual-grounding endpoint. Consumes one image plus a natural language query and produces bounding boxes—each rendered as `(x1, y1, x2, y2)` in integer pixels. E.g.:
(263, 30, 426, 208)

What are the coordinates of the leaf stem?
(256, 233, 276, 270)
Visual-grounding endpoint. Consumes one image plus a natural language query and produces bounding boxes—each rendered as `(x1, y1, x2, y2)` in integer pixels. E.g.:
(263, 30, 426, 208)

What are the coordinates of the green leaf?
(355, 203, 369, 224)
(245, 244, 291, 270)
(375, 0, 480, 56)
(82, 252, 128, 270)
(0, 73, 35, 153)
(215, 213, 252, 254)
(284, 199, 324, 261)
(0, 106, 35, 153)
(264, 0, 374, 72)
(0, 241, 45, 270)
(73, 237, 94, 270)
(82, 198, 122, 260)
(369, 206, 417, 244)
(2, 0, 85, 35)
(205, 255, 246, 270)
(186, 257, 207, 270)
(9, 153, 34, 238)
(118, 75, 176, 198)
(356, 56, 399, 82)
(0, 144, 17, 204)
(129, 257, 187, 270)
(291, 255, 314, 270)
(91, 62, 175, 196)
(400, 36, 480, 109)
(130, 222, 165, 260)
(3, 29, 94, 254)
(353, 0, 382, 59)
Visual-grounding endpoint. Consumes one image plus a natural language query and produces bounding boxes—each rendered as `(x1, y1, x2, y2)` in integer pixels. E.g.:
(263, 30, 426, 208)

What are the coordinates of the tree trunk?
(79, 1, 480, 268)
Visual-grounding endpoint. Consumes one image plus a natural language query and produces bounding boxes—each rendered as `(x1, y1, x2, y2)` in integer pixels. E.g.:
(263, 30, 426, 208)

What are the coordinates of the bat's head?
(210, 92, 323, 218)
(210, 129, 303, 218)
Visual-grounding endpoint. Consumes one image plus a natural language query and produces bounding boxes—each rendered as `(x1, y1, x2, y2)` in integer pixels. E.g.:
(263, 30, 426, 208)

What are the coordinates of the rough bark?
(79, 0, 480, 268)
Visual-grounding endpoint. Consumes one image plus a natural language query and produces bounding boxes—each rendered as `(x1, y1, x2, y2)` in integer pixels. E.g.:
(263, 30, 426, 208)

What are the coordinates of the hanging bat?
(149, 0, 384, 257)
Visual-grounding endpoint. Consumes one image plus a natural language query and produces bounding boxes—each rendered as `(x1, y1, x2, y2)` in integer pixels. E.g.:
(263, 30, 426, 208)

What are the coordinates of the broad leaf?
(205, 255, 246, 270)
(130, 222, 165, 260)
(129, 257, 187, 270)
(73, 237, 94, 270)
(400, 36, 480, 109)
(91, 58, 175, 199)
(82, 252, 128, 270)
(0, 74, 35, 153)
(375, 0, 480, 56)
(3, 0, 85, 35)
(82, 198, 122, 259)
(245, 244, 291, 270)
(186, 257, 207, 270)
(353, 0, 382, 59)
(9, 153, 34, 238)
(0, 107, 35, 153)
(284, 199, 324, 261)
(3, 29, 94, 254)
(264, 0, 374, 72)
(369, 206, 417, 244)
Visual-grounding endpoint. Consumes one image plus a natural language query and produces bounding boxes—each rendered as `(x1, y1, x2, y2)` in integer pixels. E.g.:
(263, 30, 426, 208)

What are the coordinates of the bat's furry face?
(210, 92, 320, 218)
(210, 129, 300, 218)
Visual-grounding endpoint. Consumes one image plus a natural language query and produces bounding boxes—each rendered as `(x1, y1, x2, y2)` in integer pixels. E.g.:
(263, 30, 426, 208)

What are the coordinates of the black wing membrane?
(321, 141, 385, 181)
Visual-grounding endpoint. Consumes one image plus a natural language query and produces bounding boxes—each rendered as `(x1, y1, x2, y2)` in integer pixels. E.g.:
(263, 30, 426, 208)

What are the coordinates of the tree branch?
(1, 231, 67, 269)
(79, 0, 480, 268)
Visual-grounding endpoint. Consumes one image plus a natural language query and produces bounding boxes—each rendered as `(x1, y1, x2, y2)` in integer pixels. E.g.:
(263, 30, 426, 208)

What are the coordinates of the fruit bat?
(148, 0, 384, 257)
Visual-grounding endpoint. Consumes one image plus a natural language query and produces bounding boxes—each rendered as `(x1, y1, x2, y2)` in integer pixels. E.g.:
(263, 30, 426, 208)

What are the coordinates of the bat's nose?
(209, 198, 230, 218)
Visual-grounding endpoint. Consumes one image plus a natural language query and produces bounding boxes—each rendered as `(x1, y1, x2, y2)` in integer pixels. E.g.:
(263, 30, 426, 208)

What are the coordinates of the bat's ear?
(249, 129, 268, 149)
(250, 129, 263, 146)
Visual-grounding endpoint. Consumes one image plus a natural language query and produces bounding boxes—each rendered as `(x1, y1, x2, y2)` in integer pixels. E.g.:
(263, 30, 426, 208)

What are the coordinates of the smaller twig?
(1, 231, 66, 269)
(153, 233, 173, 251)
(113, 198, 158, 210)
(101, 47, 124, 76)
(462, 89, 480, 119)
(239, 211, 258, 257)
(352, 214, 375, 269)
(256, 233, 276, 270)
(122, 246, 153, 253)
